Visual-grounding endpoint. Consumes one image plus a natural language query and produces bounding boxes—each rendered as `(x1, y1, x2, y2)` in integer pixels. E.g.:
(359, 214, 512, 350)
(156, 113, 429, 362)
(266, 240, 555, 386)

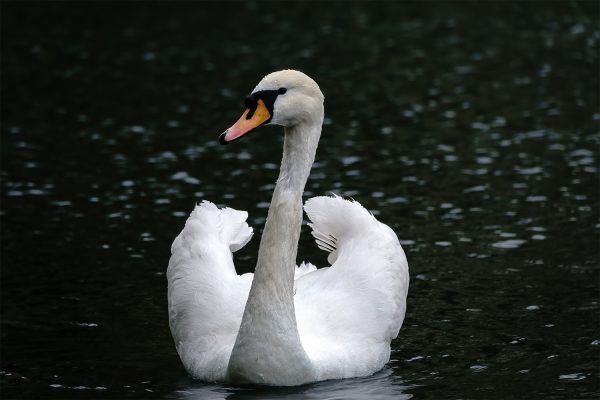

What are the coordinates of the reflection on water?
(171, 368, 412, 400)
(1, 2, 599, 399)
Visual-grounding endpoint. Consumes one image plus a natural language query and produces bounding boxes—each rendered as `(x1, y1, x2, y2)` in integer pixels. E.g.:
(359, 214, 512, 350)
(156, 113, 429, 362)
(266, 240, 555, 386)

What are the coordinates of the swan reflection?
(171, 367, 413, 400)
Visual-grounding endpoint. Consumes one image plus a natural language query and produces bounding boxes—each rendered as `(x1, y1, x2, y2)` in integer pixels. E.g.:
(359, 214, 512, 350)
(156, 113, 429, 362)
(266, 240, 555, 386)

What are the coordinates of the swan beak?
(219, 99, 271, 145)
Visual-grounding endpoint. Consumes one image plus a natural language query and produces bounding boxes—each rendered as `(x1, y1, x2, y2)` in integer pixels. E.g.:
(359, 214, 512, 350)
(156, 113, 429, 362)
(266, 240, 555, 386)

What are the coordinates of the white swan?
(167, 70, 409, 386)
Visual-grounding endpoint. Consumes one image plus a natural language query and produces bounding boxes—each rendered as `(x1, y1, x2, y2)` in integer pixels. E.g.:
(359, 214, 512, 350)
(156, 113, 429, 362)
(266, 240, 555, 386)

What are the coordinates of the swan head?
(219, 69, 324, 144)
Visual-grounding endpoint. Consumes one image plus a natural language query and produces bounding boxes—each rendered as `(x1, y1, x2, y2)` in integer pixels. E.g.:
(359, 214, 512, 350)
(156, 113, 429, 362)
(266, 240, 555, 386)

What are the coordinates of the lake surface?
(1, 2, 598, 399)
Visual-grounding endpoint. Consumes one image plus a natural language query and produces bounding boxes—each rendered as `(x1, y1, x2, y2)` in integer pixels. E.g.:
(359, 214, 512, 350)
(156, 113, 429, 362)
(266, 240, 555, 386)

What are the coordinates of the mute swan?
(167, 70, 409, 386)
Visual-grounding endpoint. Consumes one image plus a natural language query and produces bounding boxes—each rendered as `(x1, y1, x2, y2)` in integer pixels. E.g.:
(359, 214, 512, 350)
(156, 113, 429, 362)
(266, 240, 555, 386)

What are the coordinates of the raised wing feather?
(295, 195, 409, 379)
(167, 201, 254, 382)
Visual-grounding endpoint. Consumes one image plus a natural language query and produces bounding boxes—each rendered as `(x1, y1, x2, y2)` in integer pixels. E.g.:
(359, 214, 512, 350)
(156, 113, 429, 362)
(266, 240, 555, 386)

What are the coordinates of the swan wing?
(295, 195, 409, 379)
(167, 201, 253, 382)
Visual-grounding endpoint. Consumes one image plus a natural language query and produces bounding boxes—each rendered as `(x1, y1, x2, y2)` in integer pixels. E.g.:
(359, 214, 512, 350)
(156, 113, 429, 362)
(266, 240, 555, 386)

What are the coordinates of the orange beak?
(219, 99, 271, 144)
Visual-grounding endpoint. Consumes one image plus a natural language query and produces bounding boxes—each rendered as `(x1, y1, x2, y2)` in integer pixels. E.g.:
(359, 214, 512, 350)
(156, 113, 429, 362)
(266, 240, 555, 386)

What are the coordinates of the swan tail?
(180, 200, 253, 253)
(304, 194, 377, 264)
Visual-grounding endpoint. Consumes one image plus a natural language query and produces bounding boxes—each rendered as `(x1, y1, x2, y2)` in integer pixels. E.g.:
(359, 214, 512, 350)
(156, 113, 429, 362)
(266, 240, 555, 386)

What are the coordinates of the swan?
(167, 70, 409, 386)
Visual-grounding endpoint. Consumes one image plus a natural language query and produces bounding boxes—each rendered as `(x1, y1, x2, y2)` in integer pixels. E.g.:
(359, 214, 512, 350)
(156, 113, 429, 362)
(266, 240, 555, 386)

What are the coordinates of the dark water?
(1, 2, 599, 399)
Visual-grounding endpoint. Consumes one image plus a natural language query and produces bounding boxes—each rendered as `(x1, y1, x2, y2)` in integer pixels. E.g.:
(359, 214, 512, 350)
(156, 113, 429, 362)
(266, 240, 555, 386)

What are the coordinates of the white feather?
(168, 196, 408, 382)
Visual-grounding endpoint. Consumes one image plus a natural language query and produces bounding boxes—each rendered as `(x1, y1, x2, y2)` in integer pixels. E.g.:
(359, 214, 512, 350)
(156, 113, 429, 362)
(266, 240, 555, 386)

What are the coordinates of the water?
(1, 2, 598, 399)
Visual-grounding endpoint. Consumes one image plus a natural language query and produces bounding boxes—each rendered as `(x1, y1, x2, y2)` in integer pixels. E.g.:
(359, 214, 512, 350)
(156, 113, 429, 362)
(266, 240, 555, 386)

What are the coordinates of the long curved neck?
(227, 116, 322, 385)
(252, 121, 322, 299)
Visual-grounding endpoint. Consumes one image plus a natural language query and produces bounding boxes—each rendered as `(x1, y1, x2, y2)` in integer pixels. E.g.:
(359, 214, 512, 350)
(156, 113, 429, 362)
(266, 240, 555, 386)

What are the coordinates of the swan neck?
(227, 118, 322, 385)
(249, 119, 322, 295)
(279, 121, 322, 193)
(253, 119, 322, 288)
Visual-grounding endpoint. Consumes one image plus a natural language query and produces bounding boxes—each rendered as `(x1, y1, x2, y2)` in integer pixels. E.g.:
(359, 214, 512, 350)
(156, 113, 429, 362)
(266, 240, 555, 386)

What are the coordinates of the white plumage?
(167, 70, 409, 386)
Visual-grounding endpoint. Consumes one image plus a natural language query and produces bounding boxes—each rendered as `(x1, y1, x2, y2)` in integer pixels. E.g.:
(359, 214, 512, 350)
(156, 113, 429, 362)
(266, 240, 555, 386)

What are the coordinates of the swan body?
(167, 70, 409, 386)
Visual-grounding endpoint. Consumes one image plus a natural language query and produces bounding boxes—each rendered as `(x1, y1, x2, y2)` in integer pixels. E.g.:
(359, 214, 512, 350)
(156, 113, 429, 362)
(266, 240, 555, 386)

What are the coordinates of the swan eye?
(278, 87, 287, 95)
